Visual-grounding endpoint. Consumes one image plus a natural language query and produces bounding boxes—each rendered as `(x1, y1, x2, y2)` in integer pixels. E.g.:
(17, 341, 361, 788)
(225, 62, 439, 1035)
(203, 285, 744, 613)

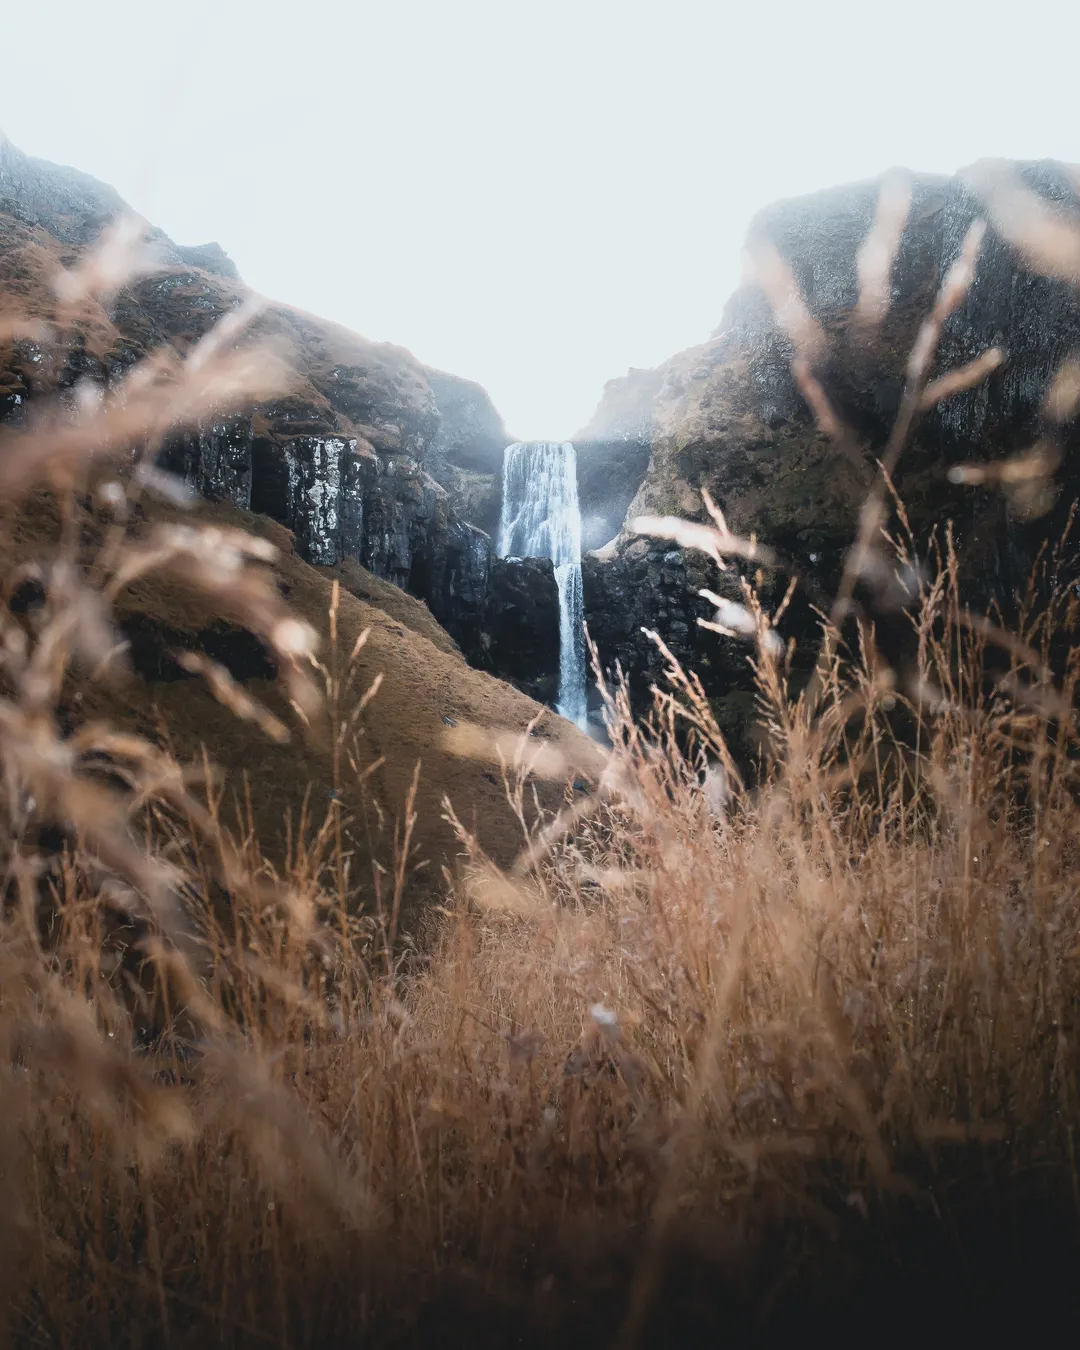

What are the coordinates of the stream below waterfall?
(497, 441, 587, 728)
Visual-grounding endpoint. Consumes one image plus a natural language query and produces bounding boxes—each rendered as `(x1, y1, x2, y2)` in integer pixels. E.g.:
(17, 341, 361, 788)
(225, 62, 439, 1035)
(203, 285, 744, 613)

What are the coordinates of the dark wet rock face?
(411, 515, 492, 650)
(581, 160, 1080, 720)
(0, 136, 557, 706)
(165, 420, 255, 511)
(166, 417, 558, 698)
(483, 557, 560, 705)
(582, 539, 713, 696)
(162, 413, 558, 697)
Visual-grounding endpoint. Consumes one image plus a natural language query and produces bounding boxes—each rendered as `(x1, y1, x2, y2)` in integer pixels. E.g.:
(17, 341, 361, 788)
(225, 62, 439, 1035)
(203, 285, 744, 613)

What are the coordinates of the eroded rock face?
(0, 137, 559, 704)
(0, 134, 126, 244)
(166, 420, 255, 511)
(582, 160, 1080, 717)
(176, 416, 557, 701)
(582, 539, 712, 692)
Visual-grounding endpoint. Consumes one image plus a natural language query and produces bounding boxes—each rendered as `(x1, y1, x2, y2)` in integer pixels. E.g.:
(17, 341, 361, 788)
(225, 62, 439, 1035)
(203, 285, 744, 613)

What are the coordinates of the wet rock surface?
(482, 557, 560, 705)
(580, 160, 1080, 723)
(582, 540, 712, 694)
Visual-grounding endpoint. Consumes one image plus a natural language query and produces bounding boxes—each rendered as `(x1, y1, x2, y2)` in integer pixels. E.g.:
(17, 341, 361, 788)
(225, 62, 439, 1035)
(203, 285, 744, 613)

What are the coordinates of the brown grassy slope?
(324, 557, 459, 655)
(0, 493, 601, 923)
(11, 547, 1080, 1349)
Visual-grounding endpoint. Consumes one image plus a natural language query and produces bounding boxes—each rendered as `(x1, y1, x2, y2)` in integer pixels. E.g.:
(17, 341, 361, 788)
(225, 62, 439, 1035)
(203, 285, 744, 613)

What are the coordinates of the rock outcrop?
(580, 160, 1080, 727)
(0, 137, 559, 703)
(483, 557, 561, 705)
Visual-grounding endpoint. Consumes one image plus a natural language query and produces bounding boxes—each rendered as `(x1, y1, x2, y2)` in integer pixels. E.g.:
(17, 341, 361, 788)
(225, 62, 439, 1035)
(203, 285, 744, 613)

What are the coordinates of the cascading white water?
(498, 441, 587, 728)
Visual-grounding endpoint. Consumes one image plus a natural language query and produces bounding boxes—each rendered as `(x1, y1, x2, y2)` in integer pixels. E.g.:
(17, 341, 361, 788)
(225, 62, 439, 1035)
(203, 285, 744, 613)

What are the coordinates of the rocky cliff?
(580, 160, 1080, 730)
(0, 136, 558, 700)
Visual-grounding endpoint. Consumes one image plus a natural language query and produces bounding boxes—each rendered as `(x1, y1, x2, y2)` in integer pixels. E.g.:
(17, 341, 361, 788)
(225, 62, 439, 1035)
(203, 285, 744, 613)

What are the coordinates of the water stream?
(497, 441, 587, 727)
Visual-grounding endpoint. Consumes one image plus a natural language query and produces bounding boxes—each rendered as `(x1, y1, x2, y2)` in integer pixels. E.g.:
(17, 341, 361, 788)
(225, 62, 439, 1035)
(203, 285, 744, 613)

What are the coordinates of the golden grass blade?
(947, 439, 1061, 487)
(629, 513, 778, 569)
(175, 651, 290, 743)
(962, 157, 1080, 286)
(745, 238, 826, 363)
(919, 347, 1005, 410)
(52, 213, 162, 306)
(854, 170, 913, 326)
(1044, 356, 1080, 424)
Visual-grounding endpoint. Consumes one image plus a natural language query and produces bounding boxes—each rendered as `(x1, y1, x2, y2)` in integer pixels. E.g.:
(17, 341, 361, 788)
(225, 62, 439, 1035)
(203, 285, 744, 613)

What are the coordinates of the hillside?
(578, 159, 1080, 718)
(0, 135, 558, 699)
(0, 490, 600, 931)
(0, 138, 596, 919)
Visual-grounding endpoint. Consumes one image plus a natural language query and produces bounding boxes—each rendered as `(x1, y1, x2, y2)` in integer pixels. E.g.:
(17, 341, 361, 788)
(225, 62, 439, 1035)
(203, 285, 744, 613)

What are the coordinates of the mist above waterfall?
(498, 442, 586, 728)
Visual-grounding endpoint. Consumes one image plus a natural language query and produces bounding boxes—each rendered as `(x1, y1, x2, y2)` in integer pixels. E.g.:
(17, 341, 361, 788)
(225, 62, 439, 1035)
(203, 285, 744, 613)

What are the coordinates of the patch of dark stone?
(117, 613, 276, 684)
(8, 574, 47, 615)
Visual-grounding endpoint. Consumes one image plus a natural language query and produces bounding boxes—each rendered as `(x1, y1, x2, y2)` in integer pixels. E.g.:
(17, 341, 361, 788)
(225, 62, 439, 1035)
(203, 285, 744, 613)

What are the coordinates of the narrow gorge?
(418, 158, 1080, 745)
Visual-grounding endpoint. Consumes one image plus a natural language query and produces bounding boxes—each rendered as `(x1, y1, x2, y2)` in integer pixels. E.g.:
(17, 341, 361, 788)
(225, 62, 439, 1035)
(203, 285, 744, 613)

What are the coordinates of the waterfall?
(498, 441, 587, 727)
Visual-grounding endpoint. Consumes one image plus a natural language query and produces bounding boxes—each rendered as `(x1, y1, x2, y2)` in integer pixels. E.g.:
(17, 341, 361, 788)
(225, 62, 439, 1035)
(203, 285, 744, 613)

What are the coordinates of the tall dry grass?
(1, 168, 1079, 1346)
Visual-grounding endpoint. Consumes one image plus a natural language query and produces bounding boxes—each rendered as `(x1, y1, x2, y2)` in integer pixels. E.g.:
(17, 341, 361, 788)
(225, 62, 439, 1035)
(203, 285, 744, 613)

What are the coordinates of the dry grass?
(1, 180, 1080, 1348)
(5, 537, 1079, 1348)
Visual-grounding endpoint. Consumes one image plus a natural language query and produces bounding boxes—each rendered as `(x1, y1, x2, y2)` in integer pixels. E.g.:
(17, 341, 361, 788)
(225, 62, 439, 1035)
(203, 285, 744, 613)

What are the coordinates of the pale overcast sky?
(3, 0, 1079, 438)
